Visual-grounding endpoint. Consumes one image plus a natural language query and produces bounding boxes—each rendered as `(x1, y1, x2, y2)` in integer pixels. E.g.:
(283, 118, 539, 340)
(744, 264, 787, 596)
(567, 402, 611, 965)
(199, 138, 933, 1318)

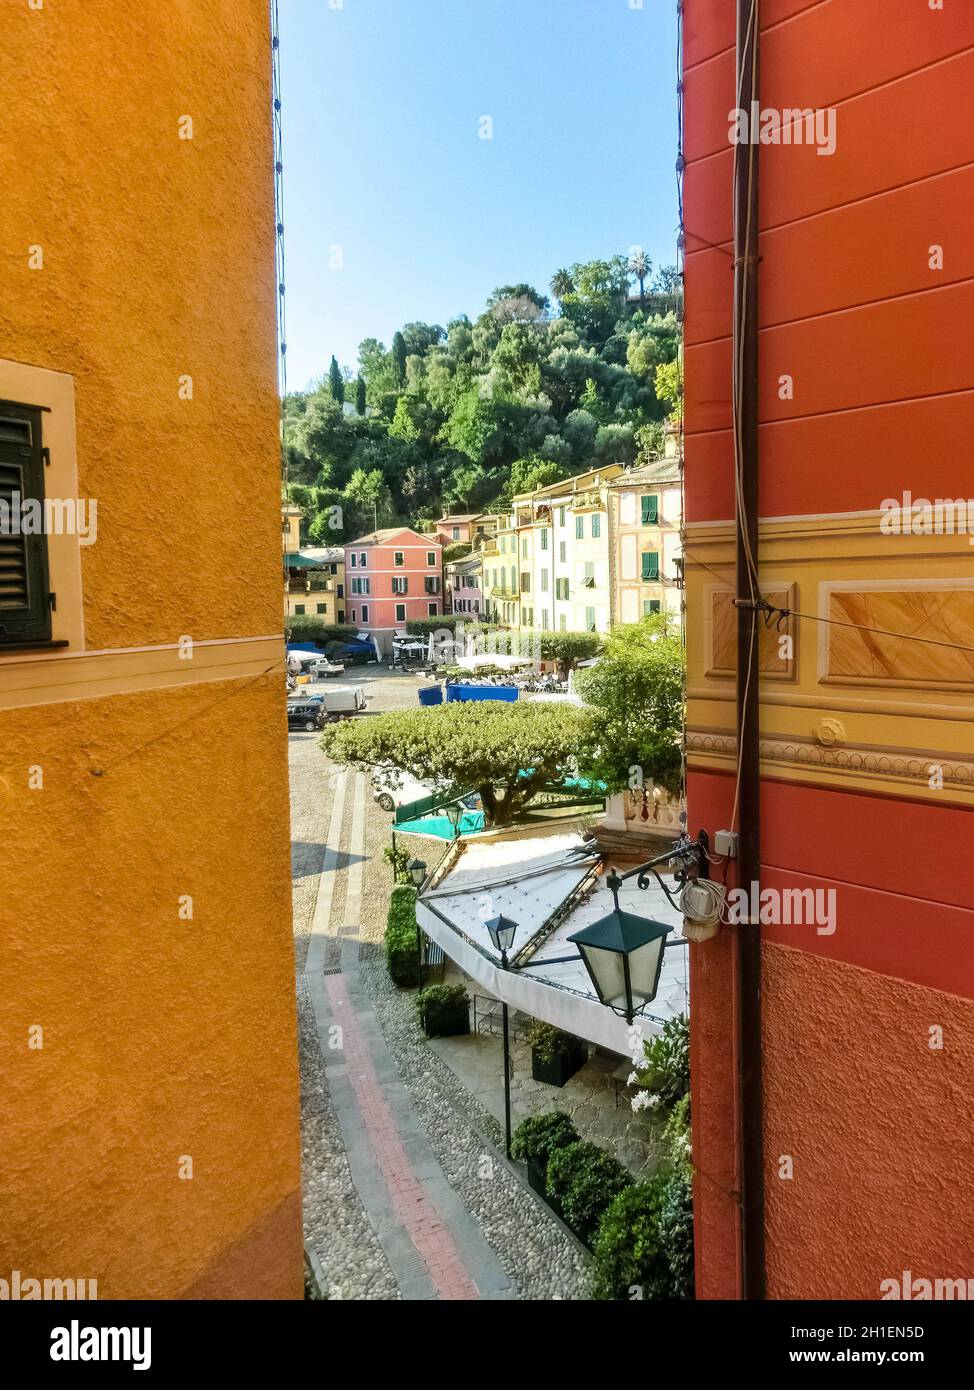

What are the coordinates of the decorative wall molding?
(707, 582, 797, 681)
(687, 729, 974, 791)
(0, 635, 285, 712)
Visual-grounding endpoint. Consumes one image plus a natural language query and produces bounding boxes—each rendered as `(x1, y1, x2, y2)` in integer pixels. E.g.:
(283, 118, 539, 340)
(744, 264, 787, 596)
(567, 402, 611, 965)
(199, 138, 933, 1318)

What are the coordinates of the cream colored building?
(608, 430, 683, 626)
(496, 466, 624, 633)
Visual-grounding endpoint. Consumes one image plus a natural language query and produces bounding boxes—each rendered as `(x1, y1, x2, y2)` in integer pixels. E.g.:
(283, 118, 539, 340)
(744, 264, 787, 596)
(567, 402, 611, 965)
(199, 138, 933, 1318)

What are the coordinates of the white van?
(320, 686, 367, 721)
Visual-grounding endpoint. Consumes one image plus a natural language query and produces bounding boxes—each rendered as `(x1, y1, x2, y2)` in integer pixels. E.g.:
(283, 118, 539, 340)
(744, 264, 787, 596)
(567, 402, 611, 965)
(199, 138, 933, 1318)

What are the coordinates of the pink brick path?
(324, 974, 480, 1300)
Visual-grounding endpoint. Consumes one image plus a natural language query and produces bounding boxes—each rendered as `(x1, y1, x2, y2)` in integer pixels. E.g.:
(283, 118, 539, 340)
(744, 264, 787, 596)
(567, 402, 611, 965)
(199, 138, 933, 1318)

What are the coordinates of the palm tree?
(550, 268, 574, 302)
(628, 249, 650, 307)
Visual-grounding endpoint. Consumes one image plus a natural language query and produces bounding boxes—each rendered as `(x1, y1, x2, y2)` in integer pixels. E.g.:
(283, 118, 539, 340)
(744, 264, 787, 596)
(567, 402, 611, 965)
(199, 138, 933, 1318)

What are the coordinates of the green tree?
(391, 331, 408, 386)
(342, 467, 394, 535)
(328, 356, 345, 407)
(355, 375, 367, 415)
(574, 615, 684, 795)
(549, 268, 575, 302)
(652, 264, 682, 294)
(655, 355, 683, 422)
(628, 248, 651, 306)
(558, 256, 631, 348)
(509, 456, 566, 496)
(320, 701, 593, 826)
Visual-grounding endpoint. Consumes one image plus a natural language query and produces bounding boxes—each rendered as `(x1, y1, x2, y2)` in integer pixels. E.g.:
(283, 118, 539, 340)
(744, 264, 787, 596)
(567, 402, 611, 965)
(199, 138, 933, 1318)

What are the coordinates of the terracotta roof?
(345, 527, 441, 546)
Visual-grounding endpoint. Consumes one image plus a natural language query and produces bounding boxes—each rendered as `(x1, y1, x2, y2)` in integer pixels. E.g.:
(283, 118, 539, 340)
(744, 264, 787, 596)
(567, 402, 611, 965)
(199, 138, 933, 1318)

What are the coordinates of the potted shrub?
(415, 984, 470, 1038)
(545, 1140, 632, 1245)
(510, 1111, 579, 1198)
(527, 1020, 588, 1087)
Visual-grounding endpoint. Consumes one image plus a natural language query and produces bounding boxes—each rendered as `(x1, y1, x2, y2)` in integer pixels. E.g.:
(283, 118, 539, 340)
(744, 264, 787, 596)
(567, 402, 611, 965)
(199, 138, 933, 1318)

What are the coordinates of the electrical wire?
(681, 543, 974, 656)
(272, 0, 291, 629)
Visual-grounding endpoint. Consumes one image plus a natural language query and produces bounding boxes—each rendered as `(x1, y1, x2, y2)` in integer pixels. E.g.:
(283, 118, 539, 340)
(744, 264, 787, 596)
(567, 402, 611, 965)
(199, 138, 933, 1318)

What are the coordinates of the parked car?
(287, 695, 326, 732)
(370, 766, 435, 813)
(370, 765, 481, 815)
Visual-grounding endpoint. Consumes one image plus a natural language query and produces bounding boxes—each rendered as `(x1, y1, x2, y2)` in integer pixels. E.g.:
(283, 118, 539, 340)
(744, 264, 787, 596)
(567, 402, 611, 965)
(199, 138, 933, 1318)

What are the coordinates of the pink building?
(432, 512, 500, 549)
(445, 552, 483, 618)
(344, 527, 443, 656)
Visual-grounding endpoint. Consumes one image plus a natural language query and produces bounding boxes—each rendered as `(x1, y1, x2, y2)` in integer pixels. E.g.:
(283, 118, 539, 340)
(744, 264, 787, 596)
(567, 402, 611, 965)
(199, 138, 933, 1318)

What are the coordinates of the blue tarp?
(446, 684, 519, 703)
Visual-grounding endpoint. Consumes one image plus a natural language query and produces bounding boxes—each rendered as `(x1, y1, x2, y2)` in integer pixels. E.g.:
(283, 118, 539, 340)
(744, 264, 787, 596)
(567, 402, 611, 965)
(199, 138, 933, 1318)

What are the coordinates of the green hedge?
(590, 1176, 670, 1299)
(510, 1111, 579, 1170)
(591, 1168, 693, 1300)
(546, 1141, 633, 1245)
(385, 885, 420, 987)
(285, 616, 360, 645)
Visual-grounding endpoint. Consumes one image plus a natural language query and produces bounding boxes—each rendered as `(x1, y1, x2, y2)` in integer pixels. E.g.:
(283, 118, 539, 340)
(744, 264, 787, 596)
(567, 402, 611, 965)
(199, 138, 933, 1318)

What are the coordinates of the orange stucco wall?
(4, 0, 283, 648)
(1, 1, 302, 1297)
(684, 0, 974, 1299)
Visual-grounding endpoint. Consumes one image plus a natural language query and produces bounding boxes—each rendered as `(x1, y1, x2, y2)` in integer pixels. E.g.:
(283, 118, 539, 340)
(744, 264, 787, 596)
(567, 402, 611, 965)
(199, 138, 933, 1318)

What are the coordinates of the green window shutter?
(575, 515, 583, 539)
(592, 514, 601, 538)
(0, 403, 52, 645)
(641, 495, 659, 524)
(641, 551, 659, 581)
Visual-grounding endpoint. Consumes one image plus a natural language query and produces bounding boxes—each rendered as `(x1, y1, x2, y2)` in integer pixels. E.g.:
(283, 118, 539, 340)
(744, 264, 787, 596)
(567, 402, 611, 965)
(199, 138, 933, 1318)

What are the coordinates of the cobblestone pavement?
(290, 668, 590, 1301)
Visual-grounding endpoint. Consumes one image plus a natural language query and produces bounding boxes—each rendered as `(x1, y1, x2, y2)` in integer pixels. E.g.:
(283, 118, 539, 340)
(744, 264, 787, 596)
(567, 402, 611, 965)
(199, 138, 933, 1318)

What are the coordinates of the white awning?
(416, 831, 689, 1056)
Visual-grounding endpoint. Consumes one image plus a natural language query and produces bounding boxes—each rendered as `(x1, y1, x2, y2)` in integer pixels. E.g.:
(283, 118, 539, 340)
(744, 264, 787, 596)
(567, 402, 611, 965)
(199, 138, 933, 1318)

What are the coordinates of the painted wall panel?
(687, 164, 974, 346)
(685, 391, 974, 524)
(687, 280, 974, 434)
(686, 1, 974, 163)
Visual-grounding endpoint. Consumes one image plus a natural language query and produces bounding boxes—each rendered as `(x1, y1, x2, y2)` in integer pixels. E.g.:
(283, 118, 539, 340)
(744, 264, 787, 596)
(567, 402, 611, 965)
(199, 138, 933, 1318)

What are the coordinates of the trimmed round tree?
(320, 700, 593, 827)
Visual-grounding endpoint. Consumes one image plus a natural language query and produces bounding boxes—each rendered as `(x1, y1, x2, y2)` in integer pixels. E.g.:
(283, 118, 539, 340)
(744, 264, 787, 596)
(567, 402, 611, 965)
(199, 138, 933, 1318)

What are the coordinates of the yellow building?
(1, 2, 302, 1298)
(483, 526, 520, 625)
(286, 546, 346, 625)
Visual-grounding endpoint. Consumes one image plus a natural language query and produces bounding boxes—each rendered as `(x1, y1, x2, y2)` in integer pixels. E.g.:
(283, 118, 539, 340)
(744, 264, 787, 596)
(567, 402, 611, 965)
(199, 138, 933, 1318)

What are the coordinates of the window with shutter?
(641, 495, 659, 524)
(641, 551, 660, 581)
(0, 403, 52, 646)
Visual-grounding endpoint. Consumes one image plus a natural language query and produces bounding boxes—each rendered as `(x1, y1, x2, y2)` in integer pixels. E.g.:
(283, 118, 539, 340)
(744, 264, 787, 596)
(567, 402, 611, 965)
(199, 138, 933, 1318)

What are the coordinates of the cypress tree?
(328, 355, 345, 406)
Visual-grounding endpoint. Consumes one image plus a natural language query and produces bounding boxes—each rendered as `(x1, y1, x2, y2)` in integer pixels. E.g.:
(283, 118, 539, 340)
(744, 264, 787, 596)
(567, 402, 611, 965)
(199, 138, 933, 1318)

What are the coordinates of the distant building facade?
(343, 527, 443, 655)
(446, 552, 483, 618)
(608, 429, 683, 626)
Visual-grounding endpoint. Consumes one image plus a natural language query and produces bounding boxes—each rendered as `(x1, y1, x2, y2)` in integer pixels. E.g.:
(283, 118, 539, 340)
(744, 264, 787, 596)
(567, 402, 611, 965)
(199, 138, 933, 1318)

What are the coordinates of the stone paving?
(427, 1019, 664, 1177)
(291, 670, 591, 1299)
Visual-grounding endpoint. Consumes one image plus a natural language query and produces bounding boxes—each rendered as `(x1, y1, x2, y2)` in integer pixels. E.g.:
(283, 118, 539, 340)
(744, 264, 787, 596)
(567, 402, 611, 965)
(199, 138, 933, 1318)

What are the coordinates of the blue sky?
(278, 0, 679, 390)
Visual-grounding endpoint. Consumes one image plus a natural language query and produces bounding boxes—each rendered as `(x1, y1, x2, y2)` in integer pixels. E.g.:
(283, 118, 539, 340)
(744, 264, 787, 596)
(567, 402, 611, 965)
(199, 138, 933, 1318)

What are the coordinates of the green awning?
(283, 552, 324, 569)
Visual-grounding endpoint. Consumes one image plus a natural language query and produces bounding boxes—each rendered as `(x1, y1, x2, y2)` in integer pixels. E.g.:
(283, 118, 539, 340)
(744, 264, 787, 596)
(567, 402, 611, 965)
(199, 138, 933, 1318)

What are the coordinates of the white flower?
(627, 1071, 639, 1086)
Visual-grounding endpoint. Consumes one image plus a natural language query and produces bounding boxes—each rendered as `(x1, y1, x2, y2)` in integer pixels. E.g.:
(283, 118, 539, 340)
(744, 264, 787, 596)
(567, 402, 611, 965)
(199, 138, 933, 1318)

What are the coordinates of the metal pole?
(501, 947, 512, 1159)
(734, 0, 766, 1302)
(502, 1000, 512, 1160)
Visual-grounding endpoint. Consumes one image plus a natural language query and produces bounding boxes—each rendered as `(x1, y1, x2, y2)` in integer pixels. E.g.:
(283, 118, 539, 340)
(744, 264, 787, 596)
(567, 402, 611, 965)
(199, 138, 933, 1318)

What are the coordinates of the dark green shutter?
(641, 551, 659, 581)
(641, 494, 659, 524)
(0, 403, 52, 645)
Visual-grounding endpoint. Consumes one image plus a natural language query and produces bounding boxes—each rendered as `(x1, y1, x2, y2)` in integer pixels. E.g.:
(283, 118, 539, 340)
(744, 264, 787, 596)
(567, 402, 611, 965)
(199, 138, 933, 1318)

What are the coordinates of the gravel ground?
(291, 666, 591, 1301)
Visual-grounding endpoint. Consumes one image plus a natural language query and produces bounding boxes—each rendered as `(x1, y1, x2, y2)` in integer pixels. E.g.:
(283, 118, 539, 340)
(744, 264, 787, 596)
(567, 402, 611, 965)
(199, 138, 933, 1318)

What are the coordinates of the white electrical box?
(714, 829, 738, 859)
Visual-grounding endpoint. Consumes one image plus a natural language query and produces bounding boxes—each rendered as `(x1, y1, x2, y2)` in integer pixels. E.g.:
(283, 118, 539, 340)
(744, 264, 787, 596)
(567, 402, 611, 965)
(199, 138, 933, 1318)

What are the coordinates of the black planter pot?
(526, 1159, 547, 1197)
(421, 1006, 470, 1038)
(531, 1044, 587, 1088)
